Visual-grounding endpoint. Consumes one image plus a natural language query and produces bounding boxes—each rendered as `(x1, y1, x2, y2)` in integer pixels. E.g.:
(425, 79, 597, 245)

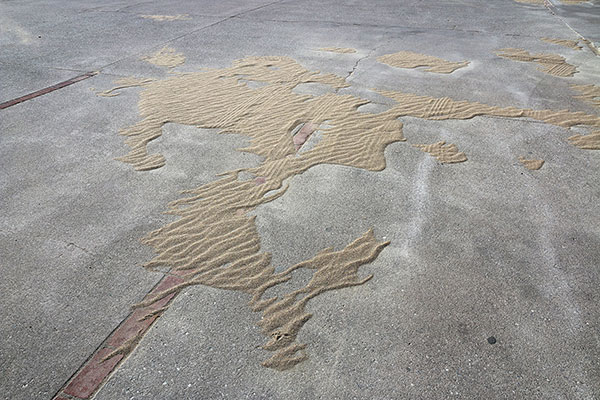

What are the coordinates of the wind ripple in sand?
(541, 37, 583, 51)
(568, 132, 600, 150)
(496, 48, 577, 77)
(571, 84, 600, 109)
(377, 51, 469, 74)
(101, 54, 600, 370)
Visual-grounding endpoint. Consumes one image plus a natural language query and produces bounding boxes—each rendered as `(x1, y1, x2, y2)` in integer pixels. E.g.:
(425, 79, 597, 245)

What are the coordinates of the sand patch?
(318, 47, 357, 54)
(103, 54, 600, 370)
(107, 56, 401, 369)
(541, 37, 582, 51)
(96, 77, 154, 97)
(377, 51, 469, 74)
(413, 141, 467, 163)
(571, 84, 600, 109)
(519, 157, 545, 170)
(140, 14, 190, 21)
(376, 90, 600, 128)
(142, 46, 186, 69)
(568, 132, 600, 149)
(496, 48, 577, 77)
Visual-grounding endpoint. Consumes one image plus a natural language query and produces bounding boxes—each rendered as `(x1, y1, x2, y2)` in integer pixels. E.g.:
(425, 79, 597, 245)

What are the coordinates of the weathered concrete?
(1, 0, 599, 399)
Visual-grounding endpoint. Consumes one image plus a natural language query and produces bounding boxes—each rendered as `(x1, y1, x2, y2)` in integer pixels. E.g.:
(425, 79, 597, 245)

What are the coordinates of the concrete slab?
(1, 0, 599, 399)
(0, 11, 222, 70)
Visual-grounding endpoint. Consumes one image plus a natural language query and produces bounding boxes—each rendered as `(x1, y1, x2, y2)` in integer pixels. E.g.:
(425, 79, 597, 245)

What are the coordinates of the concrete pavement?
(1, 0, 599, 399)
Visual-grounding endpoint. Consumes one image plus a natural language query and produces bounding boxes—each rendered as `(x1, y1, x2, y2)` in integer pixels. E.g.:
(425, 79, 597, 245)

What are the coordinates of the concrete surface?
(1, 0, 599, 399)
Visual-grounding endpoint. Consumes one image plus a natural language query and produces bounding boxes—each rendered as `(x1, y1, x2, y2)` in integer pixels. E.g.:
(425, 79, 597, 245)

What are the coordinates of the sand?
(105, 55, 402, 369)
(318, 47, 357, 54)
(96, 77, 154, 97)
(571, 84, 600, 108)
(412, 141, 467, 163)
(140, 14, 190, 21)
(568, 132, 600, 149)
(541, 37, 583, 50)
(519, 157, 545, 170)
(377, 51, 469, 74)
(142, 46, 186, 69)
(100, 53, 600, 370)
(376, 90, 600, 128)
(496, 48, 577, 77)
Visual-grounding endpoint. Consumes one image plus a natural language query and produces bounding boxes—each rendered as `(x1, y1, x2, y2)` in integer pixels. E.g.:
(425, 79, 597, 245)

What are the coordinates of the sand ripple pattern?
(105, 55, 600, 370)
(496, 48, 577, 77)
(378, 51, 469, 74)
(112, 56, 403, 369)
(571, 84, 600, 109)
(541, 37, 583, 51)
(568, 132, 600, 149)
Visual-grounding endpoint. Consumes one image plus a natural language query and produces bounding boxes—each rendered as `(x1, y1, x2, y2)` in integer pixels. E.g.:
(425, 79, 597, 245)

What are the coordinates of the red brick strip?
(0, 72, 97, 110)
(53, 274, 185, 399)
(293, 122, 316, 150)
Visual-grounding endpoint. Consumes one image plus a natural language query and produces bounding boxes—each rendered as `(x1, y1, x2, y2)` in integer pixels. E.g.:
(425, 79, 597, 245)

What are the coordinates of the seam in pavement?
(96, 0, 287, 72)
(0, 72, 97, 110)
(51, 271, 172, 400)
(231, 15, 567, 40)
(49, 4, 292, 398)
(543, 0, 600, 56)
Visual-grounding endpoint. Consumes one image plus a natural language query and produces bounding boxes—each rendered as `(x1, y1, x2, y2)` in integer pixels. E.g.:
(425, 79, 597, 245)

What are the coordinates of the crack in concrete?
(232, 15, 562, 40)
(97, 0, 288, 73)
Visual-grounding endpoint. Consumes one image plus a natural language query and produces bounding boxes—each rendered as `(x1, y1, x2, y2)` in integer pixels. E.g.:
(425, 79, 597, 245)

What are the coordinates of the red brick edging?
(53, 274, 184, 399)
(0, 72, 97, 110)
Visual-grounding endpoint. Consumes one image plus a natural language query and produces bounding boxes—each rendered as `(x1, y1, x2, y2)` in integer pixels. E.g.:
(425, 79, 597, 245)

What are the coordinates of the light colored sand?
(376, 89, 599, 128)
(141, 46, 185, 69)
(377, 51, 469, 74)
(412, 141, 467, 163)
(496, 48, 577, 77)
(101, 54, 600, 371)
(96, 77, 154, 97)
(519, 157, 545, 170)
(140, 14, 190, 21)
(541, 37, 582, 50)
(568, 132, 600, 149)
(318, 47, 357, 53)
(571, 84, 600, 108)
(107, 56, 399, 370)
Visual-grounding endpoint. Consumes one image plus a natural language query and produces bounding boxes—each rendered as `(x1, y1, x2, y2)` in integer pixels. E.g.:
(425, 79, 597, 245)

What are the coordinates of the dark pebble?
(487, 336, 497, 345)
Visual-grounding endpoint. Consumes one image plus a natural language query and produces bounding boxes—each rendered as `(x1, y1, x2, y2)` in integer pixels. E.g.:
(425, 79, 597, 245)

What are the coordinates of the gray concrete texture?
(1, 0, 599, 399)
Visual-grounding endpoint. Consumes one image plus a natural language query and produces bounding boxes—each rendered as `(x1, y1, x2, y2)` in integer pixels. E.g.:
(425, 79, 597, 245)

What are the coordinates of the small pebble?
(487, 336, 497, 345)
